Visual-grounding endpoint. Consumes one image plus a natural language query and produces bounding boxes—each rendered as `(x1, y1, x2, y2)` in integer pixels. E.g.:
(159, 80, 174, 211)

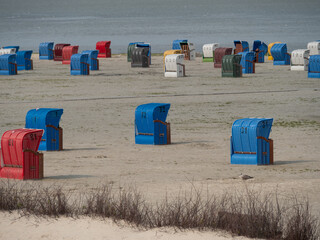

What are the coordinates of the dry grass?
(0, 180, 318, 239)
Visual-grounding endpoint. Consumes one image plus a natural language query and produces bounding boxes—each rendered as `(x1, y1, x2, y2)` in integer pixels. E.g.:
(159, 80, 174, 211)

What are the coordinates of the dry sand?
(0, 54, 319, 239)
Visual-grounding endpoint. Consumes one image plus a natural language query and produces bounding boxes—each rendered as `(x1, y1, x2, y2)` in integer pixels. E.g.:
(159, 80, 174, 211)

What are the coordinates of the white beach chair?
(202, 43, 219, 62)
(164, 54, 185, 78)
(291, 49, 310, 71)
(307, 41, 320, 56)
(0, 48, 16, 56)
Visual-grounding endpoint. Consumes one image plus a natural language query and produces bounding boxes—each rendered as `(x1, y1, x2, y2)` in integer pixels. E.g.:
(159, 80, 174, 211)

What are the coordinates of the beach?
(0, 54, 319, 239)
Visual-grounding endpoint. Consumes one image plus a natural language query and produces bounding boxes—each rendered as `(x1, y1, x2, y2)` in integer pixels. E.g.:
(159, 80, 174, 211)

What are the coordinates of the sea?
(0, 0, 319, 53)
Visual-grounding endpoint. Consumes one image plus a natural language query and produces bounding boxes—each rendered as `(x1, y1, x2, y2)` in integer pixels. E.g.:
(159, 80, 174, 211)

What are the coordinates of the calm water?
(0, 0, 319, 53)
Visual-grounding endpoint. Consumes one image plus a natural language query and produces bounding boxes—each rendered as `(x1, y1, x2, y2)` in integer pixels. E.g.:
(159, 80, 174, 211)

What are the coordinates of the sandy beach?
(0, 54, 319, 239)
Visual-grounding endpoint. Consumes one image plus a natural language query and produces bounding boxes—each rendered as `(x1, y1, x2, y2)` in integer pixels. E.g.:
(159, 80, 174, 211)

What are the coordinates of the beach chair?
(0, 128, 44, 180)
(221, 54, 242, 77)
(202, 43, 219, 62)
(54, 43, 70, 61)
(136, 43, 151, 64)
(82, 50, 99, 70)
(172, 40, 188, 50)
(25, 108, 64, 151)
(127, 42, 144, 62)
(252, 40, 268, 63)
(3, 46, 19, 53)
(16, 50, 33, 70)
(70, 53, 90, 75)
(39, 42, 54, 60)
(307, 41, 320, 56)
(62, 46, 79, 64)
(135, 103, 171, 145)
(238, 51, 255, 74)
(172, 40, 195, 60)
(291, 49, 310, 71)
(0, 48, 16, 56)
(0, 54, 17, 75)
(96, 41, 111, 58)
(164, 54, 185, 77)
(214, 48, 233, 68)
(234, 41, 249, 54)
(308, 55, 320, 78)
(131, 47, 149, 68)
(270, 43, 290, 65)
(231, 118, 274, 165)
(163, 49, 181, 69)
(267, 42, 281, 60)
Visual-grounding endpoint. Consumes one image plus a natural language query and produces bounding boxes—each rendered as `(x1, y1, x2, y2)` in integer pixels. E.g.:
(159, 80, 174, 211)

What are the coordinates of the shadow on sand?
(274, 160, 316, 165)
(44, 175, 94, 180)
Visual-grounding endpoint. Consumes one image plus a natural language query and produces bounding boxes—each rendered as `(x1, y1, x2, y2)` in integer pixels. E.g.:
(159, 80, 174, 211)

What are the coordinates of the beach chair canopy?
(0, 54, 17, 75)
(163, 50, 181, 65)
(0, 48, 16, 55)
(26, 108, 63, 151)
(214, 47, 233, 68)
(234, 40, 249, 54)
(307, 41, 320, 56)
(131, 47, 149, 67)
(221, 54, 242, 77)
(267, 42, 281, 60)
(0, 128, 43, 179)
(270, 43, 290, 65)
(39, 42, 54, 60)
(3, 46, 19, 52)
(71, 53, 89, 75)
(231, 118, 273, 165)
(127, 42, 144, 62)
(202, 43, 219, 58)
(96, 41, 111, 58)
(54, 43, 70, 61)
(62, 46, 79, 64)
(291, 49, 309, 68)
(135, 103, 171, 145)
(238, 51, 255, 74)
(16, 50, 33, 70)
(172, 40, 188, 50)
(82, 50, 99, 70)
(165, 54, 184, 71)
(308, 55, 320, 78)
